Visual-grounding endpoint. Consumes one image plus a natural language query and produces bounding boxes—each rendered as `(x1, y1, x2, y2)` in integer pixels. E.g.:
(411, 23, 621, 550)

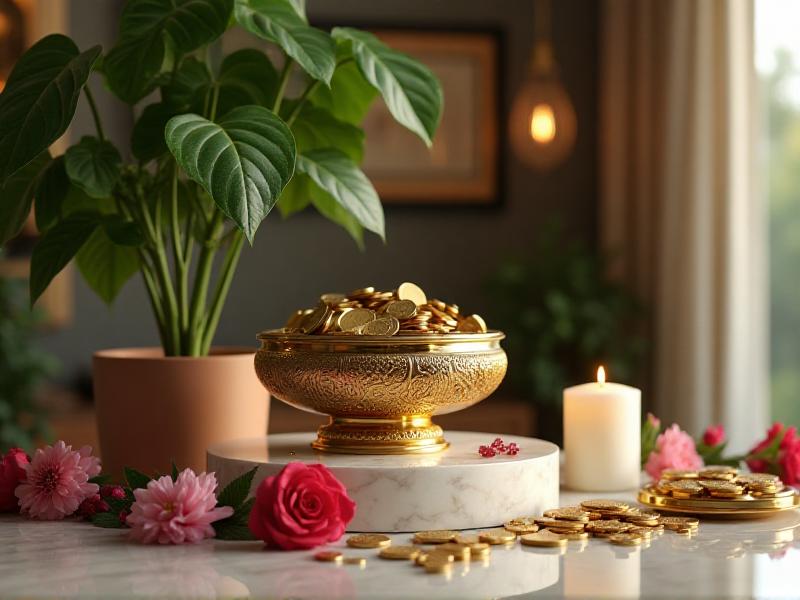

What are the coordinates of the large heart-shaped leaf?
(105, 0, 233, 103)
(215, 49, 279, 116)
(165, 105, 296, 243)
(290, 103, 364, 162)
(76, 227, 140, 304)
(131, 103, 177, 162)
(0, 152, 50, 244)
(30, 211, 99, 304)
(332, 28, 443, 146)
(309, 59, 377, 125)
(161, 57, 212, 111)
(296, 148, 383, 239)
(0, 35, 100, 184)
(308, 178, 365, 249)
(235, 0, 335, 85)
(34, 156, 69, 232)
(65, 136, 122, 199)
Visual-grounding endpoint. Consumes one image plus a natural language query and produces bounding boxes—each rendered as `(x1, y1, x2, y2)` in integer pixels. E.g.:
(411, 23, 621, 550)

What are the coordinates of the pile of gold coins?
(313, 499, 700, 576)
(653, 466, 784, 499)
(283, 282, 489, 336)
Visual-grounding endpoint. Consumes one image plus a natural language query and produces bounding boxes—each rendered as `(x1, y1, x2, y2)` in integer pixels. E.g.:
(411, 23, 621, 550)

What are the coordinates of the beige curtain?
(600, 0, 768, 452)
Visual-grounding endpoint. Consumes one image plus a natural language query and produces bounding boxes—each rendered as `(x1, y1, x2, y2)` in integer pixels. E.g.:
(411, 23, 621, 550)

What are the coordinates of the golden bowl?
(254, 329, 507, 454)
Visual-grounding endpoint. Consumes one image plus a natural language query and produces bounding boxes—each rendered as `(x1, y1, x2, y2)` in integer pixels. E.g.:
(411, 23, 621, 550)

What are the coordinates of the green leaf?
(171, 461, 179, 481)
(125, 467, 152, 490)
(309, 59, 377, 125)
(65, 137, 122, 199)
(215, 48, 279, 116)
(296, 148, 383, 239)
(309, 181, 364, 249)
(0, 34, 100, 184)
(235, 0, 335, 84)
(76, 227, 139, 305)
(277, 173, 311, 217)
(161, 57, 212, 111)
(132, 103, 177, 162)
(0, 152, 50, 244)
(165, 105, 296, 243)
(103, 215, 144, 246)
(290, 103, 364, 162)
(332, 27, 443, 146)
(213, 497, 257, 540)
(34, 156, 69, 232)
(29, 211, 99, 305)
(104, 0, 233, 103)
(88, 474, 113, 485)
(217, 466, 257, 510)
(91, 511, 126, 529)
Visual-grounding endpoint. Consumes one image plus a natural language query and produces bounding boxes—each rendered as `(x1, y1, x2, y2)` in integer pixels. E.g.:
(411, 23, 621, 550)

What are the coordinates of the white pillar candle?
(563, 367, 641, 491)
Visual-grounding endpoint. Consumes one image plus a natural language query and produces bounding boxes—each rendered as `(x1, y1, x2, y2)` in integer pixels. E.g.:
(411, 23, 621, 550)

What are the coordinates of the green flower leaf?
(235, 0, 335, 84)
(217, 467, 257, 510)
(332, 27, 443, 146)
(91, 511, 126, 529)
(213, 497, 257, 540)
(161, 57, 213, 112)
(104, 0, 233, 103)
(124, 467, 152, 490)
(165, 105, 296, 243)
(309, 59, 377, 125)
(65, 136, 122, 199)
(34, 156, 69, 232)
(290, 103, 364, 162)
(0, 152, 50, 244)
(0, 34, 100, 185)
(215, 48, 279, 116)
(30, 211, 99, 305)
(296, 148, 384, 240)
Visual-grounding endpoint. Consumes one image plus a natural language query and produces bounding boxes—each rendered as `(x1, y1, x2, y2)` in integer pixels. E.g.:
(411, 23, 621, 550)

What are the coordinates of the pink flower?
(703, 424, 726, 447)
(749, 423, 800, 485)
(14, 441, 100, 520)
(249, 462, 356, 550)
(778, 437, 800, 485)
(100, 485, 126, 500)
(127, 469, 233, 544)
(77, 493, 110, 519)
(0, 448, 29, 512)
(645, 424, 704, 480)
(647, 413, 661, 429)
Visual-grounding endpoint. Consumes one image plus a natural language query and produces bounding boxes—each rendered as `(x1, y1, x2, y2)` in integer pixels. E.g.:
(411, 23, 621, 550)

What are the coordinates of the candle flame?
(597, 366, 606, 385)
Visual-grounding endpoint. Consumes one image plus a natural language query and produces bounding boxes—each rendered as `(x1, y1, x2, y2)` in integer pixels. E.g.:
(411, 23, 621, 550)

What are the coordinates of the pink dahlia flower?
(0, 448, 29, 512)
(645, 424, 704, 480)
(15, 441, 101, 520)
(127, 469, 233, 545)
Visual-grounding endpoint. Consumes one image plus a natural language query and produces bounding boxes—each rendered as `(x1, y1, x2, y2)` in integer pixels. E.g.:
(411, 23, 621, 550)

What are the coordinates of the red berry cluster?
(478, 438, 520, 458)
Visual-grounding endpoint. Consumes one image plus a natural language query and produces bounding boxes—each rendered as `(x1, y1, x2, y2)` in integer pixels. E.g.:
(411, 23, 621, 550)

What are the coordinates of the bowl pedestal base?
(207, 431, 560, 532)
(312, 415, 449, 454)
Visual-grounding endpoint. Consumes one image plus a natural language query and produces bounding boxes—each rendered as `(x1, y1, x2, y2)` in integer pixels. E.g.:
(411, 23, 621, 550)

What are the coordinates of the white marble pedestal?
(207, 431, 559, 532)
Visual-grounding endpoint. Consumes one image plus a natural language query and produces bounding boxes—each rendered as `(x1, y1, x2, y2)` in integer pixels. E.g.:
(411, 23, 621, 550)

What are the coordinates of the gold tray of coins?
(254, 283, 507, 454)
(638, 466, 800, 517)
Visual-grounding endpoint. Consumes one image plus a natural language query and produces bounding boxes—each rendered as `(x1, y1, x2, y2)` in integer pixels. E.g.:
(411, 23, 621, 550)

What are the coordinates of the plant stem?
(139, 254, 168, 348)
(200, 230, 245, 354)
(170, 164, 190, 342)
(273, 58, 294, 113)
(286, 80, 321, 126)
(188, 211, 224, 355)
(83, 86, 106, 141)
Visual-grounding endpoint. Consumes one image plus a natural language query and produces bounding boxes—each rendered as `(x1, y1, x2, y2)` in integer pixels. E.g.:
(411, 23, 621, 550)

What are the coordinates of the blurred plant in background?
(0, 269, 57, 451)
(484, 222, 645, 442)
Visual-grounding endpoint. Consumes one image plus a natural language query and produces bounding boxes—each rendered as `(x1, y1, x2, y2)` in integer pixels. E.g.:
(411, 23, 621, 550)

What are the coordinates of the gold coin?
(543, 507, 590, 522)
(313, 551, 343, 563)
(608, 533, 643, 546)
(504, 517, 540, 534)
(699, 480, 744, 496)
(586, 520, 630, 534)
(416, 552, 454, 566)
(346, 533, 391, 549)
(337, 307, 376, 332)
(383, 299, 417, 320)
(348, 286, 375, 297)
(424, 558, 454, 575)
(464, 542, 490, 558)
(454, 534, 481, 545)
(434, 543, 471, 561)
(379, 545, 420, 560)
(533, 517, 585, 531)
(284, 309, 308, 330)
(478, 528, 516, 544)
(300, 303, 331, 334)
(342, 556, 367, 567)
(737, 473, 781, 484)
(661, 469, 700, 480)
(548, 529, 588, 541)
(667, 479, 704, 496)
(456, 314, 487, 333)
(361, 316, 400, 336)
(321, 292, 346, 305)
(579, 499, 630, 513)
(396, 282, 428, 306)
(626, 527, 654, 539)
(520, 530, 567, 547)
(660, 516, 699, 530)
(413, 530, 458, 544)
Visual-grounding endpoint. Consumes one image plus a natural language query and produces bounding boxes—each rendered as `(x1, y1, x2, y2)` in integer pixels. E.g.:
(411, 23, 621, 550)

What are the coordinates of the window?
(756, 0, 800, 427)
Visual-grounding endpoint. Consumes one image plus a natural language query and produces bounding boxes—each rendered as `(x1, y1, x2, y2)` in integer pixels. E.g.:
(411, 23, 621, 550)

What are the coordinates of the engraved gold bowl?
(254, 329, 507, 454)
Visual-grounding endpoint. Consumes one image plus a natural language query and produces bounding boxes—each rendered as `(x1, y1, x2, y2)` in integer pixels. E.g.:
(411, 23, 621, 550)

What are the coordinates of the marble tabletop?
(1, 488, 799, 599)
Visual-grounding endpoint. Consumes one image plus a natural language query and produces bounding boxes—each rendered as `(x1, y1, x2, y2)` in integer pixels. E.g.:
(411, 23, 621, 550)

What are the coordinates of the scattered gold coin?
(346, 533, 391, 549)
(543, 507, 590, 522)
(579, 499, 630, 513)
(547, 529, 588, 541)
(456, 314, 487, 333)
(342, 556, 367, 567)
(660, 516, 699, 531)
(313, 551, 343, 563)
(337, 307, 376, 332)
(424, 558, 454, 575)
(533, 517, 585, 531)
(434, 543, 471, 561)
(416, 552, 454, 567)
(454, 534, 481, 545)
(608, 533, 643, 546)
(478, 528, 516, 545)
(379, 545, 421, 560)
(413, 530, 458, 544)
(300, 303, 331, 333)
(383, 299, 417, 319)
(661, 469, 699, 480)
(361, 316, 400, 336)
(520, 530, 567, 547)
(504, 517, 539, 534)
(397, 282, 428, 306)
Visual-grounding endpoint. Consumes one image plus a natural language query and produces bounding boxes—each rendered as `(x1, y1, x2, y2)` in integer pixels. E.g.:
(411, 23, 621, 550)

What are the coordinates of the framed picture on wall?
(359, 28, 502, 206)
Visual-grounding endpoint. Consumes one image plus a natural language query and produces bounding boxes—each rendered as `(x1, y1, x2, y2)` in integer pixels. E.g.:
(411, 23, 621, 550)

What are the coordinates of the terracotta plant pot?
(93, 347, 269, 481)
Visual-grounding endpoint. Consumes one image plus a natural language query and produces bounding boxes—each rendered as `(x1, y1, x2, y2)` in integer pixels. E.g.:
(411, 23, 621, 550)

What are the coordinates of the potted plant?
(0, 0, 442, 478)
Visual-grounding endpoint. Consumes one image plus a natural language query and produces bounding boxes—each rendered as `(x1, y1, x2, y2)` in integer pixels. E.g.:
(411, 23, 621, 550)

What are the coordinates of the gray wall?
(41, 0, 599, 378)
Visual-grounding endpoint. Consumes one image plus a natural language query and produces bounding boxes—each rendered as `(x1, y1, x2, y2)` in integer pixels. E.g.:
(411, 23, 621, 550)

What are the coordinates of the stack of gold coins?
(654, 467, 787, 500)
(282, 282, 489, 336)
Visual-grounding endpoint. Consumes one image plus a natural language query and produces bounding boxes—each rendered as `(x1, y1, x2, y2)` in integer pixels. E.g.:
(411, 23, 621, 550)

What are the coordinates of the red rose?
(0, 448, 29, 512)
(778, 435, 800, 486)
(249, 462, 356, 550)
(747, 424, 800, 484)
(702, 424, 726, 447)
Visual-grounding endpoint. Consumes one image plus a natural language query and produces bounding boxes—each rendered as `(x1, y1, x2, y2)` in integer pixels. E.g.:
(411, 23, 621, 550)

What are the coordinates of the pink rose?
(249, 462, 356, 550)
(0, 448, 29, 512)
(702, 424, 726, 447)
(779, 436, 800, 486)
(747, 423, 798, 478)
(645, 424, 704, 480)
